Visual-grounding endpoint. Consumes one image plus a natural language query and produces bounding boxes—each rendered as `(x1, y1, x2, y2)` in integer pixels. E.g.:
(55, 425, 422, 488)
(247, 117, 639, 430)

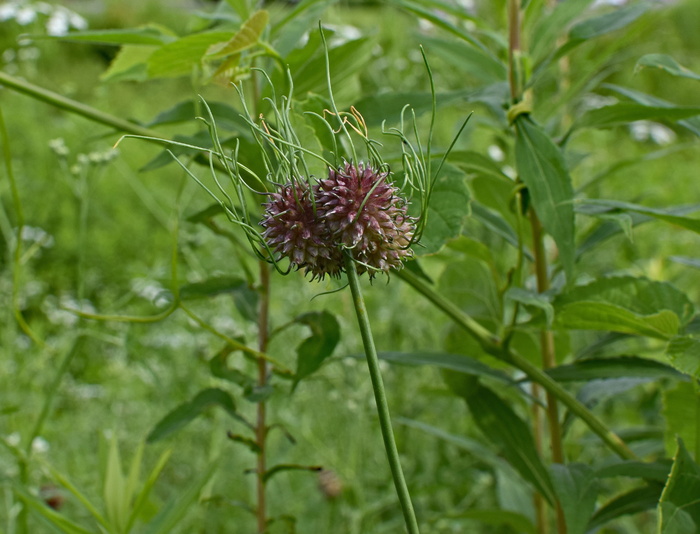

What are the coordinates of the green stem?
(396, 268, 637, 461)
(344, 253, 420, 534)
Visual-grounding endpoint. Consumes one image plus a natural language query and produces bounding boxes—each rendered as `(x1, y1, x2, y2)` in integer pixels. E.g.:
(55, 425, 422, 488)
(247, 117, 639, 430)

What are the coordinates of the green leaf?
(514, 116, 575, 282)
(205, 10, 269, 59)
(530, 0, 595, 63)
(438, 253, 500, 322)
(569, 2, 650, 40)
(421, 35, 506, 83)
(666, 336, 700, 379)
(547, 356, 685, 382)
(104, 435, 128, 533)
(376, 351, 515, 384)
(506, 287, 554, 327)
(293, 311, 340, 388)
(550, 463, 599, 534)
(446, 377, 556, 504)
(453, 509, 537, 534)
(595, 460, 672, 483)
(663, 381, 700, 457)
(101, 45, 156, 83)
(586, 484, 663, 531)
(12, 485, 94, 534)
(419, 162, 471, 255)
(143, 458, 219, 534)
(575, 103, 700, 130)
(147, 31, 233, 79)
(263, 463, 322, 483)
(658, 438, 700, 533)
(127, 448, 172, 532)
(354, 90, 466, 127)
(58, 26, 175, 45)
(146, 100, 253, 138)
(636, 54, 700, 81)
(180, 276, 258, 322)
(577, 199, 700, 235)
(147, 388, 240, 442)
(554, 276, 695, 339)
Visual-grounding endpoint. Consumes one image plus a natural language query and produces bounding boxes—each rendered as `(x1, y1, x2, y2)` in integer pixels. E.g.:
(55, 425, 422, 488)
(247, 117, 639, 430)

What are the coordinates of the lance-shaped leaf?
(445, 374, 556, 504)
(586, 484, 663, 531)
(551, 463, 600, 534)
(575, 103, 700, 130)
(577, 199, 700, 235)
(147, 31, 233, 78)
(658, 438, 700, 533)
(515, 116, 575, 282)
(293, 311, 340, 388)
(263, 463, 322, 483)
(547, 356, 685, 382)
(206, 10, 269, 59)
(147, 388, 242, 442)
(636, 54, 700, 81)
(57, 26, 176, 45)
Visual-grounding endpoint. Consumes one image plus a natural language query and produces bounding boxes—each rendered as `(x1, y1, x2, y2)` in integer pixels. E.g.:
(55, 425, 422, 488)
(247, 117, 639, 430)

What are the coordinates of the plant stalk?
(396, 268, 637, 461)
(344, 253, 420, 534)
(255, 260, 271, 533)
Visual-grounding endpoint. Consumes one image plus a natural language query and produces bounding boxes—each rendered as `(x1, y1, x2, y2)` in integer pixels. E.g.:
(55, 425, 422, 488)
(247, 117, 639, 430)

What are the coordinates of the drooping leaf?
(147, 31, 233, 78)
(445, 376, 556, 504)
(514, 116, 575, 282)
(147, 388, 241, 442)
(586, 484, 663, 531)
(550, 463, 600, 534)
(205, 10, 269, 59)
(293, 311, 340, 388)
(663, 381, 700, 456)
(547, 356, 685, 382)
(636, 54, 700, 81)
(658, 438, 700, 533)
(419, 163, 471, 255)
(575, 103, 700, 130)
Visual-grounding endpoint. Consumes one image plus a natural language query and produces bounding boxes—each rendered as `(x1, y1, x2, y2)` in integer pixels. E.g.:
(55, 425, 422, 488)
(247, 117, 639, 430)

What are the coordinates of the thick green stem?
(344, 253, 420, 534)
(396, 268, 637, 461)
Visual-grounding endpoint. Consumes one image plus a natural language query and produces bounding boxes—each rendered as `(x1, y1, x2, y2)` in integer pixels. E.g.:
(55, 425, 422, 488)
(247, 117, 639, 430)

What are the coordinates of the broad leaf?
(101, 45, 156, 83)
(662, 379, 700, 457)
(206, 10, 269, 59)
(421, 35, 506, 83)
(147, 31, 233, 78)
(515, 116, 575, 282)
(658, 438, 700, 533)
(445, 376, 556, 504)
(419, 162, 471, 255)
(636, 54, 700, 81)
(147, 388, 241, 442)
(293, 311, 340, 388)
(551, 463, 599, 534)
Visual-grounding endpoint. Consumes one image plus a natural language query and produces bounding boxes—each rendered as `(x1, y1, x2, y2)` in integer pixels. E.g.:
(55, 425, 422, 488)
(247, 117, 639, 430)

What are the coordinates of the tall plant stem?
(396, 269, 637, 461)
(344, 253, 420, 534)
(255, 261, 271, 533)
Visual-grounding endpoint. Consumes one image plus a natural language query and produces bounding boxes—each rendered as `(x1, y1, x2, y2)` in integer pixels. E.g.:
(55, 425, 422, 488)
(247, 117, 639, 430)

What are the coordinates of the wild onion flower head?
(260, 180, 343, 280)
(260, 163, 416, 280)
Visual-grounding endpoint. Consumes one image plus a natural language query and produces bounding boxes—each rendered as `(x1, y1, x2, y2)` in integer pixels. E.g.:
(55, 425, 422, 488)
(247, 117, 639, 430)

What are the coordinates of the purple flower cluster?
(260, 162, 416, 279)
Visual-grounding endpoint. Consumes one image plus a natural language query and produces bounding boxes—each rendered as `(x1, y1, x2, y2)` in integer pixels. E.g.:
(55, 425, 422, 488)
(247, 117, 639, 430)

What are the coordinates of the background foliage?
(2, 0, 700, 532)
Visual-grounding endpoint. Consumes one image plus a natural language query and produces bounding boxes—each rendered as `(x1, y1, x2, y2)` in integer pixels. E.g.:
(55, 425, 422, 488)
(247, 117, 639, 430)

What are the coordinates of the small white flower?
(31, 436, 50, 454)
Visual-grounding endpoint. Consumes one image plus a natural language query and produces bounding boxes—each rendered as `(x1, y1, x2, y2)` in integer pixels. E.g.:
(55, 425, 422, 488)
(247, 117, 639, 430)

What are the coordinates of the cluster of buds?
(260, 162, 416, 280)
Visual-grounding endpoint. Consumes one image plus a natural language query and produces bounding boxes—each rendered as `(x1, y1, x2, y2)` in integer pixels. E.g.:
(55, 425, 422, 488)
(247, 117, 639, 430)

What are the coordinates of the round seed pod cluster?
(260, 162, 416, 280)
